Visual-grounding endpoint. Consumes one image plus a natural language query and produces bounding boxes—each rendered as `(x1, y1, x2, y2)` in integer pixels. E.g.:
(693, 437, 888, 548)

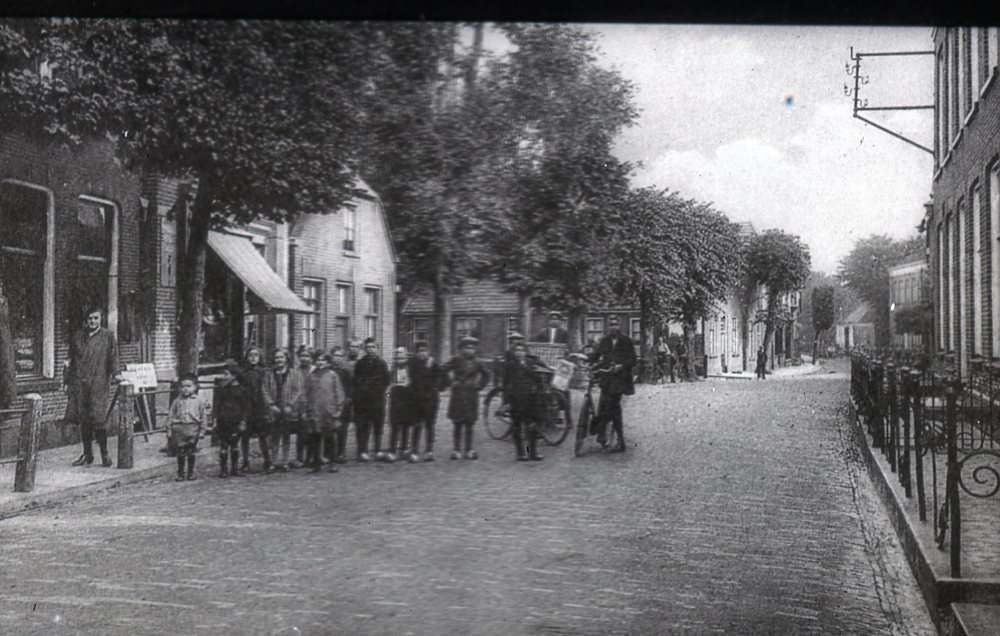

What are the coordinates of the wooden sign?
(121, 363, 159, 389)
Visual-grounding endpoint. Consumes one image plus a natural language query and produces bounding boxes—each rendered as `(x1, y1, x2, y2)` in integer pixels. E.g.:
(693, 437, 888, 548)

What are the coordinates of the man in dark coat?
(588, 314, 636, 453)
(445, 336, 490, 459)
(352, 338, 390, 461)
(532, 312, 569, 344)
(64, 307, 119, 466)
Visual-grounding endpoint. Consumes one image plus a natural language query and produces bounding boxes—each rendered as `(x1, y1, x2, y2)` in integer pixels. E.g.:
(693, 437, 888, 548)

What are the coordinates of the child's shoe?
(374, 451, 386, 461)
(450, 450, 462, 460)
(358, 453, 371, 462)
(385, 453, 397, 463)
(424, 452, 435, 462)
(464, 450, 478, 460)
(408, 453, 421, 463)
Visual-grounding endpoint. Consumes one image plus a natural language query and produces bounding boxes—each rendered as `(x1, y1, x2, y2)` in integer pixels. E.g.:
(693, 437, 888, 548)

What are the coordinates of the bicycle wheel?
(539, 390, 572, 446)
(483, 387, 512, 440)
(574, 397, 591, 457)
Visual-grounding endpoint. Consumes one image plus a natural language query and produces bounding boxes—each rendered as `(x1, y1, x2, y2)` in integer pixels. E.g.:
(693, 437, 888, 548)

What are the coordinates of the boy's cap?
(460, 336, 479, 346)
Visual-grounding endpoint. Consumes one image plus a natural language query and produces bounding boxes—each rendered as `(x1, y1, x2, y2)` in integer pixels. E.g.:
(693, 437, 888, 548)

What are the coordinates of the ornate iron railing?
(851, 350, 1000, 578)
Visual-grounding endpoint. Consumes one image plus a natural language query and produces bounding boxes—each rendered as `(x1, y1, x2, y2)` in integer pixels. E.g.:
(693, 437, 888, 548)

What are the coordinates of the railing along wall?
(851, 350, 1000, 578)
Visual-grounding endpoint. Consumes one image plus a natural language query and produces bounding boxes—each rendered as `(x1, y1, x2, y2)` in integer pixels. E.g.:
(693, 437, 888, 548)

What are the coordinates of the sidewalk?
(0, 430, 199, 520)
(708, 361, 827, 380)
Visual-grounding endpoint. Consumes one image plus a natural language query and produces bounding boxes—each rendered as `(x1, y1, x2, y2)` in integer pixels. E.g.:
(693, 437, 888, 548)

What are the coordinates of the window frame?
(343, 205, 357, 253)
(1, 179, 56, 380)
(300, 278, 323, 350)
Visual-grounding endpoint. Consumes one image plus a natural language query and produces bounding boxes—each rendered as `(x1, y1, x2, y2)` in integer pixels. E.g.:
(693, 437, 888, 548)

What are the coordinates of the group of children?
(166, 336, 495, 481)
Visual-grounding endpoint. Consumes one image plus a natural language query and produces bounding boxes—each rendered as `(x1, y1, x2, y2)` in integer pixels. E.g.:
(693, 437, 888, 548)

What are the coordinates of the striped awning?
(207, 230, 312, 315)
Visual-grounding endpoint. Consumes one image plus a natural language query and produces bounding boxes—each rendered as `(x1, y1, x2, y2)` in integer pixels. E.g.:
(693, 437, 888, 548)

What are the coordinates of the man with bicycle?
(588, 314, 636, 453)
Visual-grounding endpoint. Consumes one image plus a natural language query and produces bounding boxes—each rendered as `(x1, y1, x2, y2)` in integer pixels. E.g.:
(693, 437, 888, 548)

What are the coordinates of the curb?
(0, 461, 176, 521)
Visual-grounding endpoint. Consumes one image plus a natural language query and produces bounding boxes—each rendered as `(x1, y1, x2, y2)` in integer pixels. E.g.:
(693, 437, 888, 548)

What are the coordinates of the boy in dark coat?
(406, 340, 445, 462)
(213, 361, 248, 477)
(330, 346, 353, 464)
(352, 338, 390, 461)
(169, 374, 205, 481)
(445, 336, 490, 460)
(503, 342, 547, 461)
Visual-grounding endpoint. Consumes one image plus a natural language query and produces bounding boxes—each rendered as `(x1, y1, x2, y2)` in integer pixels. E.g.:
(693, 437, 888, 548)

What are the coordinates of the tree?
(605, 189, 743, 381)
(746, 230, 811, 362)
(0, 19, 381, 374)
(477, 23, 637, 349)
(836, 234, 923, 348)
(810, 285, 835, 363)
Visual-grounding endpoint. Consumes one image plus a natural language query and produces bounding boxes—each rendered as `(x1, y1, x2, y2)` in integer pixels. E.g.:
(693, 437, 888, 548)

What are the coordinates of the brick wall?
(930, 29, 1000, 375)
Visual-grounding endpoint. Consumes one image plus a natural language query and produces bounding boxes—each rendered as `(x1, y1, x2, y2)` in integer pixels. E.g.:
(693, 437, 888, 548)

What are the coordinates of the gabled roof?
(401, 279, 520, 315)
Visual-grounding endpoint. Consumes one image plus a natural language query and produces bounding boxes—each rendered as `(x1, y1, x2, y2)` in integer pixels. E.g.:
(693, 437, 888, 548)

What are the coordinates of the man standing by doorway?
(532, 312, 569, 344)
(588, 315, 636, 453)
(64, 307, 119, 467)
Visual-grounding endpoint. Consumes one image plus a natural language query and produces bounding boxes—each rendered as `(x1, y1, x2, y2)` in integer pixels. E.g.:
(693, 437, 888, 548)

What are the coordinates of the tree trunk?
(682, 320, 697, 381)
(567, 306, 583, 353)
(812, 332, 820, 365)
(518, 289, 531, 342)
(762, 291, 778, 373)
(433, 266, 451, 363)
(176, 185, 210, 377)
(638, 293, 654, 383)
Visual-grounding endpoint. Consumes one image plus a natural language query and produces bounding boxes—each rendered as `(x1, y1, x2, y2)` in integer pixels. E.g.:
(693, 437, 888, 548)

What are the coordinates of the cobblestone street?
(0, 360, 937, 636)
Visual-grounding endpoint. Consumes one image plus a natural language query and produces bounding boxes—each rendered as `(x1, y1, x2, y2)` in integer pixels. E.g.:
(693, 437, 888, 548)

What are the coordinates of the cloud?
(630, 101, 932, 275)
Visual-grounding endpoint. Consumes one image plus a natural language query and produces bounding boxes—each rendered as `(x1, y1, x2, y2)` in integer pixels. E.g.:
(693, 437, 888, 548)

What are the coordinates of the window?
(364, 287, 379, 340)
(343, 206, 357, 252)
(732, 320, 739, 357)
(74, 196, 118, 337)
(630, 317, 641, 343)
(336, 284, 351, 315)
(506, 317, 521, 349)
(938, 222, 946, 351)
(973, 185, 983, 356)
(937, 45, 948, 162)
(585, 317, 604, 345)
(992, 167, 1000, 357)
(301, 279, 322, 349)
(455, 317, 481, 349)
(959, 28, 970, 121)
(411, 318, 429, 349)
(0, 180, 55, 379)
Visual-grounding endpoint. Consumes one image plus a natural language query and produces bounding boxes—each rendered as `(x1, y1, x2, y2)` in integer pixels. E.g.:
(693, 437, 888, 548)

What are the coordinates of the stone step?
(952, 603, 1000, 636)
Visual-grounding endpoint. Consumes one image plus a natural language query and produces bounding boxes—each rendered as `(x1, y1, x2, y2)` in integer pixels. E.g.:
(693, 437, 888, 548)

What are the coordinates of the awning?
(207, 230, 313, 315)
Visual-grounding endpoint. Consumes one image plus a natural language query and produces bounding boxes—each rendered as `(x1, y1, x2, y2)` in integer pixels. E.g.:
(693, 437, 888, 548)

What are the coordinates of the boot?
(230, 451, 242, 477)
(96, 430, 111, 466)
(175, 455, 186, 481)
(512, 423, 527, 461)
(186, 455, 197, 480)
(219, 452, 229, 478)
(528, 432, 544, 461)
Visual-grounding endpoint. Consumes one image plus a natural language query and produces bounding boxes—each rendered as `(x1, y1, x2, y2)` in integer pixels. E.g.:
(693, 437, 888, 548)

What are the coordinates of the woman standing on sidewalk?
(265, 348, 304, 472)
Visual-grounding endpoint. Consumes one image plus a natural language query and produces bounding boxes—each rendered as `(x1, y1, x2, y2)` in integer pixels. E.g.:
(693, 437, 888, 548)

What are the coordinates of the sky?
(583, 25, 935, 276)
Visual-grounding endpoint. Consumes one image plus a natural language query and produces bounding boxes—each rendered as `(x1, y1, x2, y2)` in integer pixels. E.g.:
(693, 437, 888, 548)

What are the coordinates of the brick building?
(926, 27, 1000, 379)
(0, 133, 144, 453)
(888, 250, 929, 351)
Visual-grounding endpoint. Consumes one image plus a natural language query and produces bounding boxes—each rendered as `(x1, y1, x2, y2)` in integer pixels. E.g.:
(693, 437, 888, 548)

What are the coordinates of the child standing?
(352, 338, 390, 462)
(445, 336, 490, 460)
(503, 342, 546, 461)
(304, 352, 345, 473)
(213, 361, 248, 477)
(407, 340, 444, 462)
(386, 346, 411, 462)
(265, 348, 303, 472)
(240, 346, 275, 473)
(169, 374, 205, 481)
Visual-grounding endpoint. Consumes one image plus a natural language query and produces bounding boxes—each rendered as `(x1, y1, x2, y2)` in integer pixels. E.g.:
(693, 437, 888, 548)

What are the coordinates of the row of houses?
(0, 131, 397, 455)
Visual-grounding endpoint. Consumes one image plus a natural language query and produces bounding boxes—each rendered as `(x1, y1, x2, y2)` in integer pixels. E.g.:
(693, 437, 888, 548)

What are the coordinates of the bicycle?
(573, 364, 621, 456)
(483, 367, 572, 446)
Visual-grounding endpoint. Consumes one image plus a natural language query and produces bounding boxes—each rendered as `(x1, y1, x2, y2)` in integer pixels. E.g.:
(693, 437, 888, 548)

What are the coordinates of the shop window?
(364, 287, 379, 340)
(0, 180, 54, 379)
(585, 317, 604, 345)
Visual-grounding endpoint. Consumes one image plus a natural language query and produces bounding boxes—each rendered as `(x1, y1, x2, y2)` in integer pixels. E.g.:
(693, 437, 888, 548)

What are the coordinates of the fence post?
(117, 382, 135, 469)
(887, 362, 898, 472)
(13, 394, 42, 493)
(899, 368, 912, 498)
(912, 369, 926, 521)
(945, 377, 962, 578)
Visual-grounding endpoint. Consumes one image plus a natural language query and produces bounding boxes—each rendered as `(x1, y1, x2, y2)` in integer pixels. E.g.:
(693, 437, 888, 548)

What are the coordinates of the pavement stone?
(0, 359, 944, 636)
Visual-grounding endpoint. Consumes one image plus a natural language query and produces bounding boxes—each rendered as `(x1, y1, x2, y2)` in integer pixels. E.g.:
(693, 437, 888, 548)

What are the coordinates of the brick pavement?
(0, 362, 941, 636)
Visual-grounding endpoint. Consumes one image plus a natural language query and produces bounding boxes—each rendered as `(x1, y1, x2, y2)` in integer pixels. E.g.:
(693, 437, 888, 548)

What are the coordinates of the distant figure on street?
(755, 347, 768, 380)
(64, 306, 119, 467)
(445, 336, 490, 460)
(532, 312, 569, 344)
(168, 374, 205, 481)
